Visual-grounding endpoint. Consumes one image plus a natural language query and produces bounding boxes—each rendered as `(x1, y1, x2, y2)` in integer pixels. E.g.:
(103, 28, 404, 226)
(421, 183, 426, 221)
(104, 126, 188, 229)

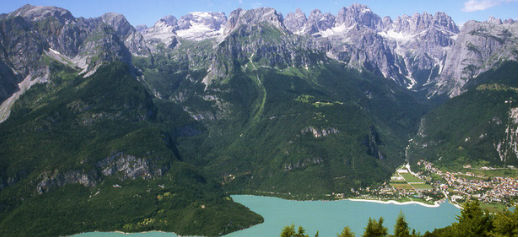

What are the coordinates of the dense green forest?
(408, 61, 518, 168)
(0, 61, 262, 236)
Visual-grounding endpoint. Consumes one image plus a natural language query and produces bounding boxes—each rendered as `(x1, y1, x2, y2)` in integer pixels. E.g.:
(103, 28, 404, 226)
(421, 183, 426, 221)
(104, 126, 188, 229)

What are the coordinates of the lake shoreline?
(70, 230, 181, 237)
(230, 192, 463, 209)
(346, 197, 443, 208)
(71, 194, 461, 237)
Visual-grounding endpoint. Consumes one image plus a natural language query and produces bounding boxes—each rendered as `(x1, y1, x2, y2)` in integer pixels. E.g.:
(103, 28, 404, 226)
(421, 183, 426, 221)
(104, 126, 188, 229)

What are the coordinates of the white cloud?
(462, 0, 517, 12)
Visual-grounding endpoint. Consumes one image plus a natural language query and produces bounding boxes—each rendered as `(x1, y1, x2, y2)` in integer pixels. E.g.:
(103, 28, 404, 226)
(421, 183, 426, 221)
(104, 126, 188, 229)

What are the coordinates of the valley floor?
(352, 161, 518, 212)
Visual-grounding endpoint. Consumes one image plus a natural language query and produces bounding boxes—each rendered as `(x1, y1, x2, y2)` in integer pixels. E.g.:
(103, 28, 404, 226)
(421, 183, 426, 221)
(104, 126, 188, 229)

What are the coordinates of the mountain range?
(0, 4, 516, 237)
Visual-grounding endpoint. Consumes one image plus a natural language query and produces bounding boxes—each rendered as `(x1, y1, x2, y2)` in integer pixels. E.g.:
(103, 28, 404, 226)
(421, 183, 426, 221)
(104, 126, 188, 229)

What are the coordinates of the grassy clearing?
(467, 168, 518, 178)
(390, 183, 414, 190)
(479, 202, 512, 213)
(400, 173, 425, 183)
(411, 183, 434, 190)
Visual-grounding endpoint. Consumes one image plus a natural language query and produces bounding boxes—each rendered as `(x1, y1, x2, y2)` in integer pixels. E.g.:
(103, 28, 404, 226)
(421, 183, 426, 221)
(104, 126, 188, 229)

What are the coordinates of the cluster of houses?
(418, 160, 518, 203)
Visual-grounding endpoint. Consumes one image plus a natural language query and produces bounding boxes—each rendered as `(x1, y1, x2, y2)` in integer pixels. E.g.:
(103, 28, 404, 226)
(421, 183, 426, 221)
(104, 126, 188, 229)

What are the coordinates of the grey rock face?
(141, 15, 179, 48)
(139, 5, 516, 96)
(34, 152, 168, 194)
(283, 157, 323, 171)
(0, 16, 46, 78)
(10, 4, 74, 22)
(284, 8, 307, 33)
(101, 12, 151, 56)
(160, 15, 179, 27)
(336, 4, 382, 30)
(0, 4, 153, 115)
(306, 10, 336, 35)
(101, 12, 134, 38)
(433, 20, 518, 97)
(204, 8, 326, 86)
(0, 61, 17, 103)
(2, 4, 517, 104)
(224, 8, 285, 34)
(4, 5, 144, 74)
(389, 12, 458, 34)
(374, 12, 459, 89)
(36, 170, 97, 194)
(301, 126, 339, 138)
(97, 152, 168, 180)
(289, 5, 516, 94)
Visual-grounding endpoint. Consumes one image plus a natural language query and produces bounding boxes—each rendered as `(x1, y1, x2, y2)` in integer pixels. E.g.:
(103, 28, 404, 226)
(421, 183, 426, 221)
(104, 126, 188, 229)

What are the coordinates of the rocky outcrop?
(0, 5, 154, 122)
(101, 12, 150, 56)
(224, 7, 285, 34)
(2, 4, 517, 113)
(364, 126, 384, 160)
(495, 107, 518, 162)
(283, 157, 324, 171)
(335, 4, 382, 30)
(282, 6, 516, 94)
(35, 152, 169, 194)
(36, 169, 97, 194)
(4, 4, 148, 75)
(96, 152, 168, 180)
(284, 9, 307, 34)
(433, 20, 518, 97)
(301, 126, 339, 138)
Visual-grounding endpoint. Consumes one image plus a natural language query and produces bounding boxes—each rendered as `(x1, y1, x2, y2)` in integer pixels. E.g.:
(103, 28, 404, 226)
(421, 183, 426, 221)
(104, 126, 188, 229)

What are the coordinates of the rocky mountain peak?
(433, 19, 518, 97)
(488, 16, 503, 25)
(158, 15, 178, 27)
(284, 8, 307, 33)
(304, 9, 336, 35)
(434, 12, 459, 33)
(142, 16, 179, 47)
(225, 7, 285, 33)
(390, 11, 458, 34)
(336, 4, 381, 29)
(101, 12, 135, 38)
(382, 16, 393, 29)
(10, 4, 74, 22)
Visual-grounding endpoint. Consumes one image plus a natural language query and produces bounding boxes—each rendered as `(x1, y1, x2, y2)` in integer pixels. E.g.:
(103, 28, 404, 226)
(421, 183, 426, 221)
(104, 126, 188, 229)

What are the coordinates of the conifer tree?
(338, 226, 355, 237)
(491, 205, 518, 237)
(394, 212, 411, 237)
(363, 217, 388, 237)
(452, 200, 492, 237)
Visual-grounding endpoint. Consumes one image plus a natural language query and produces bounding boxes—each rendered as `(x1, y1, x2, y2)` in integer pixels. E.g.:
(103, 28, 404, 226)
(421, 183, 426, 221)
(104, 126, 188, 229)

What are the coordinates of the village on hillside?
(342, 161, 518, 210)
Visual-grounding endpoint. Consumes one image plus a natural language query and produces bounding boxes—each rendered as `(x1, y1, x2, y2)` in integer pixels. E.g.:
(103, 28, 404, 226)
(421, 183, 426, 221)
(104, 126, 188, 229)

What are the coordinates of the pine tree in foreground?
(394, 212, 410, 237)
(363, 217, 388, 237)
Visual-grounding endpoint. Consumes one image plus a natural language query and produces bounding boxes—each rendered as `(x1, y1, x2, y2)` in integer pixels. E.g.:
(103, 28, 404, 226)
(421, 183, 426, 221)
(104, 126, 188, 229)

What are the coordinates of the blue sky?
(1, 0, 517, 27)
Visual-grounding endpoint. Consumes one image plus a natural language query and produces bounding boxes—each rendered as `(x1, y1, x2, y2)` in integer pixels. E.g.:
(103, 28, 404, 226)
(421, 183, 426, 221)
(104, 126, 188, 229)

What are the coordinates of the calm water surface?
(226, 195, 459, 236)
(72, 194, 460, 237)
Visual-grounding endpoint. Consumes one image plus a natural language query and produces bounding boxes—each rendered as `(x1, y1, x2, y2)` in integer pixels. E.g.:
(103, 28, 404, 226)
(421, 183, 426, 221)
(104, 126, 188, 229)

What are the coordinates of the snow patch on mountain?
(378, 30, 416, 43)
(175, 20, 225, 40)
(317, 24, 355, 38)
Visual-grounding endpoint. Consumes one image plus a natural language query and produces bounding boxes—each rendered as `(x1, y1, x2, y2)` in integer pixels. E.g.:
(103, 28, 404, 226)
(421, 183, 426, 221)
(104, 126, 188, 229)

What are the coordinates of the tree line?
(280, 200, 517, 237)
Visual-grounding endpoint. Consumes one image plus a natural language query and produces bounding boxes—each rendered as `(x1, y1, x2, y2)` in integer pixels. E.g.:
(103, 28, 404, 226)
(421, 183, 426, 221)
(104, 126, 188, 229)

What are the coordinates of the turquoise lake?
(72, 195, 460, 237)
